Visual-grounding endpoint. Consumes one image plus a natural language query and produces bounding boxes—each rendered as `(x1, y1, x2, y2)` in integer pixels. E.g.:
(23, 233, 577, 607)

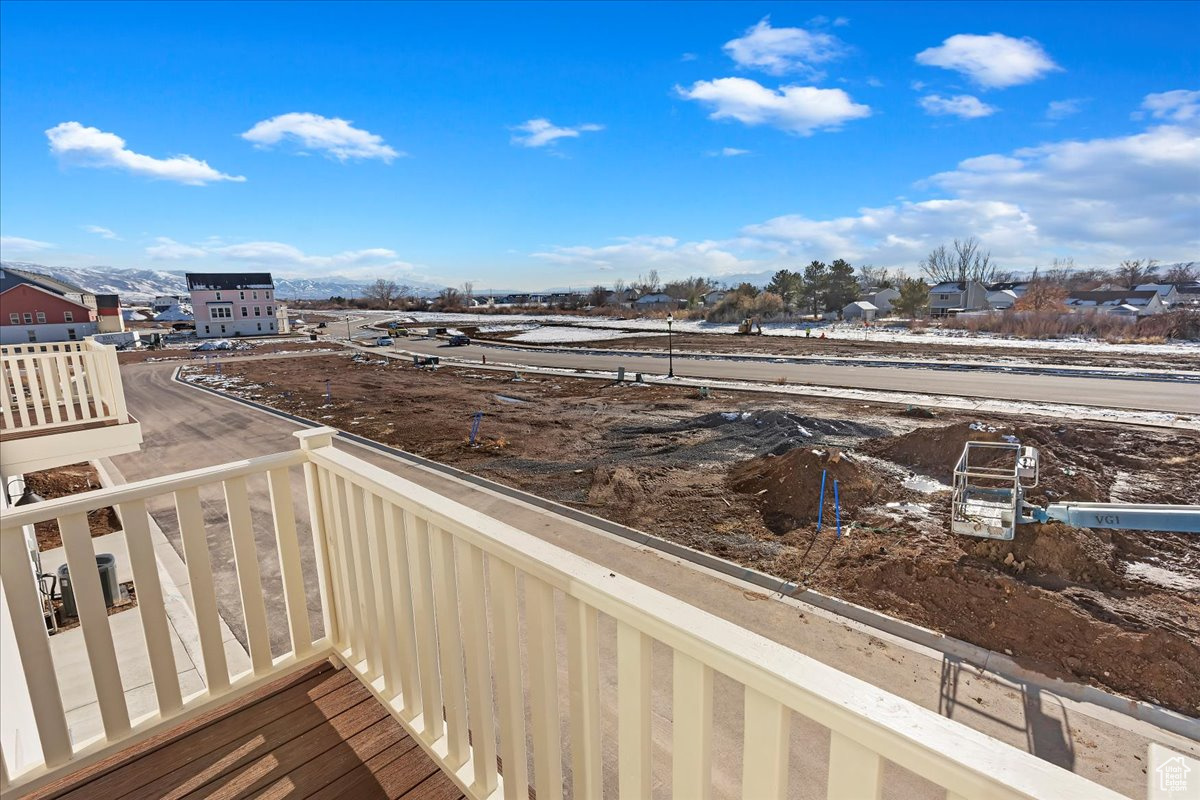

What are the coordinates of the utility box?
(57, 554, 119, 619)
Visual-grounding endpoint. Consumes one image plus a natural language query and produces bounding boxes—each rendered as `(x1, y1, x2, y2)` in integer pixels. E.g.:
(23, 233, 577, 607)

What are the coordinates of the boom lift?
(950, 440, 1200, 540)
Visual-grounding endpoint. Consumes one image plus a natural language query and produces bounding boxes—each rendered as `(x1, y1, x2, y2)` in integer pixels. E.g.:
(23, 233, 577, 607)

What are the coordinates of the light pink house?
(186, 272, 281, 338)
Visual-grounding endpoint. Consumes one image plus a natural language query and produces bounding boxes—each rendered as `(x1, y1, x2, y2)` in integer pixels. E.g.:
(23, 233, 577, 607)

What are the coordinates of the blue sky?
(1, 1, 1197, 289)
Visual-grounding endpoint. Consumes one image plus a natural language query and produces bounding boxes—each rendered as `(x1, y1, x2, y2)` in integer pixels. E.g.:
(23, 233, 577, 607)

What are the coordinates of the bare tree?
(919, 237, 996, 284)
(856, 264, 894, 290)
(436, 287, 462, 310)
(1013, 268, 1068, 311)
(1112, 259, 1159, 288)
(461, 281, 475, 306)
(362, 279, 401, 308)
(631, 270, 661, 296)
(1163, 262, 1199, 284)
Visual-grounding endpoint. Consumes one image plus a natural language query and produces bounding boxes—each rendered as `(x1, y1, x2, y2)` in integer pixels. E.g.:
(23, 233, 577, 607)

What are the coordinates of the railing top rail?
(307, 444, 1124, 800)
(0, 450, 305, 530)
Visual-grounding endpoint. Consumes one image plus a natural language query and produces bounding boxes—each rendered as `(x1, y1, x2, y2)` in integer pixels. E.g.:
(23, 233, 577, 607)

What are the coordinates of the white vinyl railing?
(0, 339, 129, 434)
(0, 429, 1127, 799)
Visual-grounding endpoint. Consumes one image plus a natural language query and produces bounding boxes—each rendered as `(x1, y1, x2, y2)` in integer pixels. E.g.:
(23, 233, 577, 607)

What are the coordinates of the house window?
(253, 291, 258, 300)
(23, 313, 33, 323)
(269, 322, 275, 330)
(26, 330, 37, 342)
(205, 325, 210, 334)
(212, 306, 232, 319)
(35, 311, 46, 323)
(239, 291, 245, 300)
(64, 311, 73, 322)
(257, 322, 262, 331)
(220, 324, 226, 333)
(254, 306, 261, 316)
(66, 328, 77, 341)
(266, 306, 273, 315)
(216, 292, 222, 300)
(242, 306, 249, 317)
(8, 313, 17, 324)
(265, 291, 271, 300)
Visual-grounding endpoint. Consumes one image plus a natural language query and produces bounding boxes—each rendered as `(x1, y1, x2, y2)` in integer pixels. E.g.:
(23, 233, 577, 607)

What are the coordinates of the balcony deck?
(21, 661, 461, 800)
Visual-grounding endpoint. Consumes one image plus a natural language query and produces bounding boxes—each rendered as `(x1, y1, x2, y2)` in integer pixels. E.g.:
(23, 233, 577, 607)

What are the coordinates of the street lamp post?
(666, 313, 675, 378)
(346, 312, 352, 341)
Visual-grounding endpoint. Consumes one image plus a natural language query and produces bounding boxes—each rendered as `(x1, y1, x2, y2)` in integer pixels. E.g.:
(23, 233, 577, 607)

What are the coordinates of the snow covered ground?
(382, 311, 1200, 355)
(508, 327, 659, 344)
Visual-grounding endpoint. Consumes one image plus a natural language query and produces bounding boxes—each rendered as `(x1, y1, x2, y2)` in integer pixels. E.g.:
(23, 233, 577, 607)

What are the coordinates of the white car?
(375, 336, 394, 347)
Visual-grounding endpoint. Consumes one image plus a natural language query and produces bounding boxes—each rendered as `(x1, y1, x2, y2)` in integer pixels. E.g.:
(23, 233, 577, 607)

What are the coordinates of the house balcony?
(0, 429, 1127, 799)
(0, 340, 142, 478)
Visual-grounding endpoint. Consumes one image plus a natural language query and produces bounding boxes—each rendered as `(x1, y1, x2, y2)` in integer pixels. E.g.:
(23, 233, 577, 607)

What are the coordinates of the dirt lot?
(467, 325, 1198, 370)
(184, 352, 1200, 714)
(117, 340, 338, 364)
(23, 462, 120, 550)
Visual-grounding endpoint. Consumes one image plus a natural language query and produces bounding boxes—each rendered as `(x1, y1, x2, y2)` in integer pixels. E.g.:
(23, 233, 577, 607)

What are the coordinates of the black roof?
(185, 272, 274, 290)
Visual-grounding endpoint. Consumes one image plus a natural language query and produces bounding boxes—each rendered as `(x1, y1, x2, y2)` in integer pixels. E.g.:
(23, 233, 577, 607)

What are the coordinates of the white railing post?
(295, 427, 338, 649)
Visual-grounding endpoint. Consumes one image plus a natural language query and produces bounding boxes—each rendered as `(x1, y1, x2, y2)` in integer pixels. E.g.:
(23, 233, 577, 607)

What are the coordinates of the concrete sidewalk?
(116, 360, 1199, 798)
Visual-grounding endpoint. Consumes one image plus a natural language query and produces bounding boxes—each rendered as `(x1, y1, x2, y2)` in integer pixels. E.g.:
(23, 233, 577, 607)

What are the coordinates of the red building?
(0, 283, 99, 344)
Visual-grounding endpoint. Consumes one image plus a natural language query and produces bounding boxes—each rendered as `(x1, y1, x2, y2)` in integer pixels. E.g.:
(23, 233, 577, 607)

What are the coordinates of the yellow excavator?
(736, 316, 763, 335)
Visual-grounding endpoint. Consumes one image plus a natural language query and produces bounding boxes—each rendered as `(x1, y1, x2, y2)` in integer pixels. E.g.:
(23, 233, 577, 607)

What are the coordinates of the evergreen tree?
(801, 261, 828, 317)
(893, 278, 930, 318)
(765, 269, 803, 309)
(825, 259, 859, 314)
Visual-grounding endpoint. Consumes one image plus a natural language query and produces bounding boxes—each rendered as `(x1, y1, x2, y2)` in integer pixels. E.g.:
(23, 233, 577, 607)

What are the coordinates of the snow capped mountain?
(0, 261, 447, 301)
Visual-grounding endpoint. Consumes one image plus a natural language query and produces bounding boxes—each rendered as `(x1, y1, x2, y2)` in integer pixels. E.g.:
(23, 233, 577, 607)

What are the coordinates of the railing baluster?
(428, 524, 469, 768)
(0, 357, 15, 429)
(0, 525, 72, 766)
(316, 465, 349, 649)
(68, 351, 92, 421)
(9, 358, 31, 428)
(224, 476, 272, 675)
(54, 355, 76, 423)
(525, 575, 563, 800)
(268, 466, 313, 656)
(455, 538, 498, 796)
(330, 474, 365, 662)
(673, 652, 713, 800)
(118, 499, 183, 717)
(175, 486, 230, 695)
(299, 452, 336, 647)
(20, 356, 46, 427)
(346, 482, 382, 679)
(60, 512, 131, 740)
(566, 595, 602, 800)
(741, 687, 788, 800)
(39, 356, 62, 424)
(362, 491, 401, 699)
(827, 731, 882, 800)
(617, 621, 652, 800)
(387, 504, 423, 721)
(404, 511, 444, 742)
(490, 558, 529, 800)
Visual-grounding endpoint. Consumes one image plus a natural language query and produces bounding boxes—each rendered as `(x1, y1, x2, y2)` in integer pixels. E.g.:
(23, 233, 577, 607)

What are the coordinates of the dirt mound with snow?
(728, 448, 889, 533)
(863, 420, 1007, 481)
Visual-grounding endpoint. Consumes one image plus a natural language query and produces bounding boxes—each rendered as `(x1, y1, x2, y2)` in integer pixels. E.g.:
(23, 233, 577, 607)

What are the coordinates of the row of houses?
(0, 267, 124, 344)
(923, 280, 1198, 319)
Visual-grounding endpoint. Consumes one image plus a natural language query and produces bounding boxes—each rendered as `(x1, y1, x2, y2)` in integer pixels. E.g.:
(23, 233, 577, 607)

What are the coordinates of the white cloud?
(723, 17, 847, 78)
(919, 94, 998, 119)
(540, 105, 1199, 275)
(915, 33, 1060, 88)
(708, 147, 751, 157)
(677, 77, 870, 135)
(1139, 89, 1200, 123)
(532, 235, 757, 276)
(82, 224, 120, 240)
(45, 122, 245, 185)
(680, 52, 698, 62)
(241, 112, 401, 162)
(144, 237, 417, 276)
(0, 236, 55, 253)
(510, 118, 604, 148)
(1046, 98, 1085, 120)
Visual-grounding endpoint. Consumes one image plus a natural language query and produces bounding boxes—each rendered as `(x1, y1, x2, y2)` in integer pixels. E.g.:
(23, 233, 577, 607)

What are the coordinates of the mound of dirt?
(586, 465, 648, 526)
(729, 448, 888, 533)
(969, 522, 1123, 589)
(864, 421, 1008, 481)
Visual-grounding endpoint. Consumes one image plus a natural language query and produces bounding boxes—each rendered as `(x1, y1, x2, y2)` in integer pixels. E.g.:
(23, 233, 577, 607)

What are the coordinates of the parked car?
(448, 334, 471, 346)
(375, 337, 394, 347)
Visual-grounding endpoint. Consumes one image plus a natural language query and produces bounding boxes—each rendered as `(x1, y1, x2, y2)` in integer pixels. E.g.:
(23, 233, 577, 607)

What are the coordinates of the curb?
(172, 364, 1199, 740)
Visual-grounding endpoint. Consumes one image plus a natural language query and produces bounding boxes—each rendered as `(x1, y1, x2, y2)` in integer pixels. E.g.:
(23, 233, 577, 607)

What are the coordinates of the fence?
(0, 340, 129, 434)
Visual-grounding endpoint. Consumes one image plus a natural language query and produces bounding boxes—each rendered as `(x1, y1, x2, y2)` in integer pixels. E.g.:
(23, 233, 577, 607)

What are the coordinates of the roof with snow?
(185, 272, 274, 291)
(1066, 289, 1158, 306)
(844, 301, 878, 311)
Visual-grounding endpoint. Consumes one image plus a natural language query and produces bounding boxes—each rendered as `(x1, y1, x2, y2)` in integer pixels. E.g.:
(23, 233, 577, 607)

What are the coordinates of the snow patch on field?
(508, 326, 659, 344)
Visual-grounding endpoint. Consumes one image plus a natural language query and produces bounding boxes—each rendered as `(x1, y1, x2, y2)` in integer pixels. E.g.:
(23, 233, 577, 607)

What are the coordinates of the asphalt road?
(388, 335, 1200, 414)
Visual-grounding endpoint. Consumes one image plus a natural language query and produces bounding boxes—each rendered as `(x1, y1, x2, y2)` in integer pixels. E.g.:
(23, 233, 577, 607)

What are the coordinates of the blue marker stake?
(325, 379, 331, 405)
(834, 479, 842, 540)
(216, 361, 222, 378)
(816, 470, 827, 532)
(470, 411, 484, 445)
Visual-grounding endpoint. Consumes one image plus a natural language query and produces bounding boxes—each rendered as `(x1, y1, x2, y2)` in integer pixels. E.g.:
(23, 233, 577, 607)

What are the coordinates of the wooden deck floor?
(25, 661, 463, 800)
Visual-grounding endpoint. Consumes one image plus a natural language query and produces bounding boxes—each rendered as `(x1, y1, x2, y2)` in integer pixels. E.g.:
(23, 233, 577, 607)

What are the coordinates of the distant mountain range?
(0, 261, 448, 301)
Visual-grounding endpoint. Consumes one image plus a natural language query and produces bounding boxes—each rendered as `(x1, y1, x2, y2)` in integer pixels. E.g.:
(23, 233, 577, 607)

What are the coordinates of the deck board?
(26, 661, 464, 800)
